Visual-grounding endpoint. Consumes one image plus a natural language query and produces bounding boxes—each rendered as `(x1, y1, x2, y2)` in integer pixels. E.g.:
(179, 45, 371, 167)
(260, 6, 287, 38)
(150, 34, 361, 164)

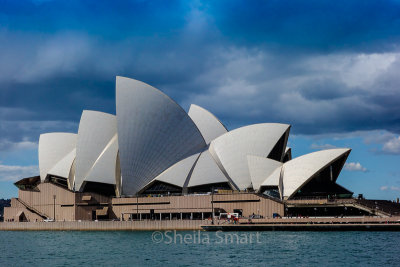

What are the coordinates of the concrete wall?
(12, 183, 111, 221)
(74, 191, 112, 221)
(6, 183, 283, 222)
(18, 183, 75, 221)
(3, 199, 42, 222)
(0, 220, 211, 231)
(1, 216, 399, 231)
(112, 193, 284, 220)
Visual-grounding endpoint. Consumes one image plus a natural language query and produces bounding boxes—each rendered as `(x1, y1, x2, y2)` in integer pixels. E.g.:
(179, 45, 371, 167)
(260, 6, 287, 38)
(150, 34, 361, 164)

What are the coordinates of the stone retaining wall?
(0, 220, 212, 231)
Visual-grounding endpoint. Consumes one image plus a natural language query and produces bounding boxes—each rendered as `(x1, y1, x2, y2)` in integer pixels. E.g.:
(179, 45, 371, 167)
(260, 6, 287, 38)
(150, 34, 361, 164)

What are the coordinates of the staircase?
(353, 199, 400, 217)
(16, 198, 49, 219)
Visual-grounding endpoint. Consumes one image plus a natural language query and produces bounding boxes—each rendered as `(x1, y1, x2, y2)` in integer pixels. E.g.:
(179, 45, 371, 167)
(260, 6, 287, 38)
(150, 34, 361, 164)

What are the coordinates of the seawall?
(2, 216, 400, 231)
(0, 220, 211, 231)
(202, 223, 400, 231)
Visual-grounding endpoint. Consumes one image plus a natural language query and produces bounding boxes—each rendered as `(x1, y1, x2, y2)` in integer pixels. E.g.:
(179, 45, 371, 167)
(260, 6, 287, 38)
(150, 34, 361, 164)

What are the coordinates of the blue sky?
(0, 0, 400, 199)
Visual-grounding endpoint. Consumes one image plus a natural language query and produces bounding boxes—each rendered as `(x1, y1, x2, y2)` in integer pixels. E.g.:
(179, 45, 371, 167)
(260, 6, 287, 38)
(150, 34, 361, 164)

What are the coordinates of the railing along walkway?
(16, 198, 49, 219)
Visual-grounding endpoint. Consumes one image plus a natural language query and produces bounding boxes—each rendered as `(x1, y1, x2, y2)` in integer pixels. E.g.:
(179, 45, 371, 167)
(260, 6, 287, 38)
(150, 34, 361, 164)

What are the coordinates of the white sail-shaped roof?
(247, 155, 282, 191)
(209, 123, 290, 190)
(83, 134, 118, 186)
(47, 148, 76, 179)
(74, 110, 117, 191)
(261, 166, 282, 187)
(116, 77, 206, 196)
(188, 104, 228, 144)
(188, 150, 229, 187)
(68, 159, 76, 190)
(260, 165, 284, 199)
(282, 148, 351, 199)
(152, 153, 200, 187)
(38, 133, 77, 181)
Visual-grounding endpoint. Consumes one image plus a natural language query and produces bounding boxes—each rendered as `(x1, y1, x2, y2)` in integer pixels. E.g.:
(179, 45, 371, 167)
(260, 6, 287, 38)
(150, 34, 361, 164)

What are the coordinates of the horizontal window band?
(113, 202, 171, 206)
(212, 199, 260, 203)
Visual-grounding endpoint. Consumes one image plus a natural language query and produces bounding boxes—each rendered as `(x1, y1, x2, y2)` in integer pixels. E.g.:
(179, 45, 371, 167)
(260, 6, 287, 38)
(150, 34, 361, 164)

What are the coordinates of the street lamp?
(136, 194, 139, 221)
(53, 195, 56, 221)
(211, 187, 214, 225)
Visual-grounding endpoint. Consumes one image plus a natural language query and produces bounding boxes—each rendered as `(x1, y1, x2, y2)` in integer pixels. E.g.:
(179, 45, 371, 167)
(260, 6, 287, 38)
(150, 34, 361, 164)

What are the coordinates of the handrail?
(16, 198, 49, 219)
(353, 199, 400, 216)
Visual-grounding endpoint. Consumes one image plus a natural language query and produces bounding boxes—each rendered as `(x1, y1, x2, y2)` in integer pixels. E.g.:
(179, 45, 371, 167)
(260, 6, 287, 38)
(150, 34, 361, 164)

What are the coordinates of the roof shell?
(209, 123, 290, 190)
(188, 104, 228, 144)
(116, 77, 206, 196)
(74, 110, 117, 191)
(188, 149, 229, 187)
(260, 166, 284, 199)
(282, 148, 351, 199)
(38, 133, 77, 181)
(260, 166, 282, 187)
(47, 148, 76, 179)
(247, 155, 282, 191)
(83, 134, 119, 186)
(151, 152, 200, 188)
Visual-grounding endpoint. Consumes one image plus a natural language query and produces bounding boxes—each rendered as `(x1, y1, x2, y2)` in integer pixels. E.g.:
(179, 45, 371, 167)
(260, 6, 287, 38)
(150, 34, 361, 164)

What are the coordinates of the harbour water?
(0, 231, 399, 266)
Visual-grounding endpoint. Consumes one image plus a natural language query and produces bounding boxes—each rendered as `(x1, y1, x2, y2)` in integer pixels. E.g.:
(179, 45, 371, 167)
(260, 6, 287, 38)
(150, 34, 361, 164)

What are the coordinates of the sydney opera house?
(4, 77, 395, 222)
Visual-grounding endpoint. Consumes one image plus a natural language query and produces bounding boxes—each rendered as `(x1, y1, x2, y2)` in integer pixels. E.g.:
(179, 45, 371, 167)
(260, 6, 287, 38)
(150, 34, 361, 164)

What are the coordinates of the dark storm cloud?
(0, 0, 400, 148)
(298, 79, 358, 100)
(209, 0, 400, 52)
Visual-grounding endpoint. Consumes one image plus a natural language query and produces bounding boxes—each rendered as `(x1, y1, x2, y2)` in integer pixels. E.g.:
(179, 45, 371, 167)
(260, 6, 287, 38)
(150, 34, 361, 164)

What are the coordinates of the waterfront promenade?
(1, 216, 400, 231)
(0, 220, 210, 231)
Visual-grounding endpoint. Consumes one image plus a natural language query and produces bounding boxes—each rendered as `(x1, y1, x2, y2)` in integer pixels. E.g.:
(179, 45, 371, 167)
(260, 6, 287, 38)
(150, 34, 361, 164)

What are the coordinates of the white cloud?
(310, 143, 337, 150)
(13, 141, 37, 150)
(0, 120, 77, 152)
(182, 47, 400, 135)
(362, 130, 396, 145)
(344, 162, 367, 172)
(17, 33, 92, 83)
(295, 129, 393, 142)
(304, 53, 398, 88)
(0, 107, 33, 120)
(0, 31, 119, 84)
(300, 130, 400, 155)
(0, 164, 38, 182)
(0, 139, 37, 151)
(345, 130, 400, 155)
(382, 136, 400, 154)
(381, 185, 400, 192)
(1, 26, 400, 138)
